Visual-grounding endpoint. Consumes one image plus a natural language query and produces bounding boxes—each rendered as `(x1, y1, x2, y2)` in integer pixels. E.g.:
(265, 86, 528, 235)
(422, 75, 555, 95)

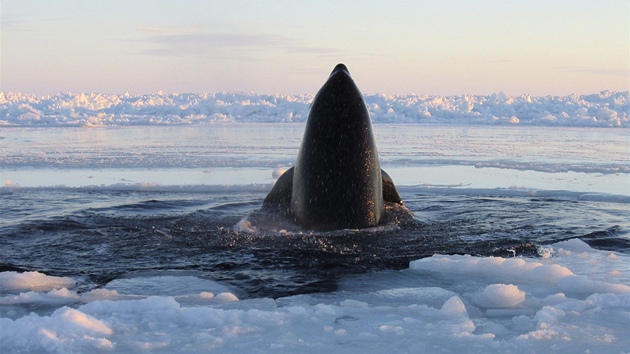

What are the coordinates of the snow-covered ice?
(0, 90, 627, 127)
(0, 239, 628, 353)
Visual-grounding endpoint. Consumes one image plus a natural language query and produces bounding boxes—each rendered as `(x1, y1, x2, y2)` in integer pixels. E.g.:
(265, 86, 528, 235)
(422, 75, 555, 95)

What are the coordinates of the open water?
(1, 124, 628, 298)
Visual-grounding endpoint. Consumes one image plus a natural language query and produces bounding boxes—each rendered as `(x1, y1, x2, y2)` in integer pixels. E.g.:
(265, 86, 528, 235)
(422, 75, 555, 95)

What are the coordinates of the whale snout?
(331, 63, 350, 76)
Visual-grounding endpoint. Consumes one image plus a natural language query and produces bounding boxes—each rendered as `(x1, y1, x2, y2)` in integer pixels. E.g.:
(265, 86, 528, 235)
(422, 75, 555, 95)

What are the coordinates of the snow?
(1, 240, 628, 353)
(0, 271, 76, 292)
(473, 284, 526, 308)
(0, 90, 627, 127)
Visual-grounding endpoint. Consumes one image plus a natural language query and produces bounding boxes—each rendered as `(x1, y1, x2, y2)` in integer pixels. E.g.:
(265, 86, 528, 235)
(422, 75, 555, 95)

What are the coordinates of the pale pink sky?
(1, 0, 628, 96)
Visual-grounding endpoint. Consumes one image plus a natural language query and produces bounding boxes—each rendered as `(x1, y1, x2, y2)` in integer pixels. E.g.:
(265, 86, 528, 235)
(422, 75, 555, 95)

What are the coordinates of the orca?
(263, 63, 405, 231)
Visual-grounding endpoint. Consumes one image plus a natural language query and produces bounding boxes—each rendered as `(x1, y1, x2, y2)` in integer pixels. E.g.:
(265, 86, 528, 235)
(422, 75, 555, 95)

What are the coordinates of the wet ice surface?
(0, 124, 629, 353)
(1, 124, 628, 194)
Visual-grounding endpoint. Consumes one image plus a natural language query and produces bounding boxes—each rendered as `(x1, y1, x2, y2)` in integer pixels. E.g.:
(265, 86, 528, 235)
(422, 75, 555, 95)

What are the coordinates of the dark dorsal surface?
(290, 64, 384, 231)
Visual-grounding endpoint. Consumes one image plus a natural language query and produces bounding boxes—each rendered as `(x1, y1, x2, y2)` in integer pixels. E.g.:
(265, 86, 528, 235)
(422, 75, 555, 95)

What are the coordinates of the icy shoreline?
(0, 90, 627, 127)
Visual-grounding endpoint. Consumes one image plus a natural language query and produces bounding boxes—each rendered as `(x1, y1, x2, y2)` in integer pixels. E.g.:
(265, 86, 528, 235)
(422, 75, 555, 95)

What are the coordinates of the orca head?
(330, 63, 350, 76)
(290, 63, 384, 231)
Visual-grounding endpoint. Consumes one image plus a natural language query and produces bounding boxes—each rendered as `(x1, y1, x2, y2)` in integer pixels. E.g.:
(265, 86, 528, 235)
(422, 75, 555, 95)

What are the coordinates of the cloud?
(1, 12, 36, 32)
(138, 32, 340, 57)
(136, 26, 203, 35)
(556, 67, 629, 77)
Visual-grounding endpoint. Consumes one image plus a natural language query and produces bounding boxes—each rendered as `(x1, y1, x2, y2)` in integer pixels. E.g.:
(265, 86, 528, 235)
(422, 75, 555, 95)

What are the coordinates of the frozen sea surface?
(0, 124, 629, 353)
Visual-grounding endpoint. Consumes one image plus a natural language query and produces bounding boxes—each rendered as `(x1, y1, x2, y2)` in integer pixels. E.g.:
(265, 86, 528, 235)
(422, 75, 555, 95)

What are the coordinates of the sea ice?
(0, 240, 627, 353)
(0, 90, 627, 127)
(0, 271, 76, 292)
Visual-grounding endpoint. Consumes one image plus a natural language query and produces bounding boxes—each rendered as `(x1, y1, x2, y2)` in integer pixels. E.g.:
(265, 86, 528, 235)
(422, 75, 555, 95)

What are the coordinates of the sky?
(1, 0, 628, 96)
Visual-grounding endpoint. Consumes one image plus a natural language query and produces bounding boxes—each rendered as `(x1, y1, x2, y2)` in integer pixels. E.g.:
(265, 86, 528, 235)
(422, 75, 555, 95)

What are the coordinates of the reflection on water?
(0, 124, 628, 195)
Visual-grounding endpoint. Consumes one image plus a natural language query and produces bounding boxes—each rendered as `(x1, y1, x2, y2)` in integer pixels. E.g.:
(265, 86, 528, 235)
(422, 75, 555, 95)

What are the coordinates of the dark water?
(1, 188, 628, 299)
